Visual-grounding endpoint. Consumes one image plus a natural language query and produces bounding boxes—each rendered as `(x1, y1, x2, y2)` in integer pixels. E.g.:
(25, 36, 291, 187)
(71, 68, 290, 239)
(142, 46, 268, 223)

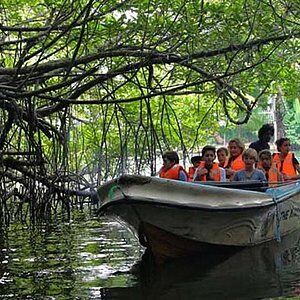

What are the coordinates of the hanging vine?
(0, 0, 299, 221)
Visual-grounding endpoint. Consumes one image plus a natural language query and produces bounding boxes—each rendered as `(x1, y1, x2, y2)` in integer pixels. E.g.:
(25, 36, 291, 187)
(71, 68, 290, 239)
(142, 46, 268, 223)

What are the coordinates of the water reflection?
(0, 215, 142, 299)
(1, 215, 300, 299)
(103, 230, 300, 300)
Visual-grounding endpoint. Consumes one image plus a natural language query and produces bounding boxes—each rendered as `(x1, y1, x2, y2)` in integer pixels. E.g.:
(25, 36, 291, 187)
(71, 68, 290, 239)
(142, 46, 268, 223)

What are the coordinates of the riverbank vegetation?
(0, 0, 299, 221)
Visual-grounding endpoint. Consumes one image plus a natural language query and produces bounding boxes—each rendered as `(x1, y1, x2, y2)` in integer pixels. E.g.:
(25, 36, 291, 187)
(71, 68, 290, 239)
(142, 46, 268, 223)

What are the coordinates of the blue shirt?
(233, 169, 266, 182)
(179, 170, 188, 181)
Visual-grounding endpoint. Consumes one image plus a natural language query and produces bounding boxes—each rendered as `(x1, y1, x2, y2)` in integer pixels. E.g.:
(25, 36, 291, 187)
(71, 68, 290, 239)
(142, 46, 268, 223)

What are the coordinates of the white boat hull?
(98, 175, 300, 259)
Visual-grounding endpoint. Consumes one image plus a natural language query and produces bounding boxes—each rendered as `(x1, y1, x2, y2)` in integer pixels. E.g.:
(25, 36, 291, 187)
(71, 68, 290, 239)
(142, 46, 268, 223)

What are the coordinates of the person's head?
(242, 148, 258, 168)
(259, 149, 272, 169)
(191, 155, 202, 167)
(162, 151, 179, 169)
(258, 124, 274, 142)
(228, 138, 245, 158)
(201, 145, 216, 167)
(217, 147, 228, 164)
(275, 138, 291, 154)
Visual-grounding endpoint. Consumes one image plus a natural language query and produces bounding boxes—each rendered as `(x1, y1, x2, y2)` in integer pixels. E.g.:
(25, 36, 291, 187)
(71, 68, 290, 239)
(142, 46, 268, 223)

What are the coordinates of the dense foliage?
(0, 0, 299, 217)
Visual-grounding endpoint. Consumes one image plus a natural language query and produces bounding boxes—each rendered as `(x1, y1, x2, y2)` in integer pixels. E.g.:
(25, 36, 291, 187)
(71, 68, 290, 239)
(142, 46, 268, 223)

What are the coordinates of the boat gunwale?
(98, 176, 300, 212)
(103, 175, 300, 198)
(98, 188, 299, 214)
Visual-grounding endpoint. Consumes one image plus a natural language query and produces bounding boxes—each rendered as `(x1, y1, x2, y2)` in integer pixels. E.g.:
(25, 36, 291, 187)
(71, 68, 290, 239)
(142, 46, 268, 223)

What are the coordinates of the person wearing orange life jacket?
(226, 138, 246, 180)
(272, 138, 300, 181)
(258, 149, 283, 184)
(193, 145, 226, 182)
(188, 155, 202, 181)
(159, 151, 188, 181)
(232, 148, 266, 182)
(217, 147, 229, 168)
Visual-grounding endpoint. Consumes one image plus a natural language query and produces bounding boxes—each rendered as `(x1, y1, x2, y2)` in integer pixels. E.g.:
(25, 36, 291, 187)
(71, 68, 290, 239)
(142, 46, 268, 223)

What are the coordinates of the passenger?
(193, 145, 226, 182)
(217, 147, 229, 168)
(258, 150, 283, 183)
(188, 155, 202, 181)
(249, 123, 274, 153)
(159, 151, 188, 181)
(232, 148, 266, 182)
(226, 138, 246, 180)
(273, 138, 300, 181)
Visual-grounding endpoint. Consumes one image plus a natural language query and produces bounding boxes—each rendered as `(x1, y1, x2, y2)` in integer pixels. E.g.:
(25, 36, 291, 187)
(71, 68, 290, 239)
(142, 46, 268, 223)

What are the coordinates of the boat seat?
(197, 181, 269, 192)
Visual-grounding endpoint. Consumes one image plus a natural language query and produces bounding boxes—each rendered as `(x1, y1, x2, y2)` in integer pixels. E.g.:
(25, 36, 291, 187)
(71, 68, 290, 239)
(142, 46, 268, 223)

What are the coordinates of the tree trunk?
(275, 89, 286, 139)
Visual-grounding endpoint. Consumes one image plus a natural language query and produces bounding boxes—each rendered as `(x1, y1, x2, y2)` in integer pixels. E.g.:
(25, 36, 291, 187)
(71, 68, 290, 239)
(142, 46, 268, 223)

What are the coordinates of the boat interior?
(195, 180, 298, 193)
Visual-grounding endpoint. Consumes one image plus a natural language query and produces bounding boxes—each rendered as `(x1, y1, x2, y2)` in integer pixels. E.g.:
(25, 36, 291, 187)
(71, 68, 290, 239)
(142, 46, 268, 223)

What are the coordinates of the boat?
(97, 175, 300, 262)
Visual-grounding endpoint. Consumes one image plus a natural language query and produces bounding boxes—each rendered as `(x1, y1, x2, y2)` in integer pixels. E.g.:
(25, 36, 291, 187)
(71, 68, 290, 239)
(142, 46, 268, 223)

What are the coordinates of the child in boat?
(232, 148, 266, 182)
(273, 138, 300, 181)
(188, 155, 202, 181)
(217, 147, 229, 168)
(226, 138, 246, 180)
(258, 149, 283, 183)
(159, 151, 188, 181)
(193, 145, 226, 182)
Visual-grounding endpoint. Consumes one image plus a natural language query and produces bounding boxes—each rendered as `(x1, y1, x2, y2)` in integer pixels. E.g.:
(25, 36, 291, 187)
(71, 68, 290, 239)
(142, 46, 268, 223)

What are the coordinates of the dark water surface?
(1, 212, 300, 300)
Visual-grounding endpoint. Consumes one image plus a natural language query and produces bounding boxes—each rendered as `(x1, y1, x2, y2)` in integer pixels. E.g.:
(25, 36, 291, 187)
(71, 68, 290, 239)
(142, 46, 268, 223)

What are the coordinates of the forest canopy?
(0, 0, 299, 212)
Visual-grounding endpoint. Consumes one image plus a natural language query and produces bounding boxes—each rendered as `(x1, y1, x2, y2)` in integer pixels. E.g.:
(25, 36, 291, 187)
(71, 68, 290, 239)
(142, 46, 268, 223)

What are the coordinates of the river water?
(1, 210, 300, 300)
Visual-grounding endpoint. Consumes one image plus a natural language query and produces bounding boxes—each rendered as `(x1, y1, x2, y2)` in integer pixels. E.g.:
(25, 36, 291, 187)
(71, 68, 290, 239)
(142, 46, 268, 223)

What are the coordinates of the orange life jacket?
(188, 166, 197, 181)
(272, 152, 297, 178)
(195, 162, 221, 182)
(159, 164, 188, 180)
(258, 164, 281, 183)
(228, 154, 245, 171)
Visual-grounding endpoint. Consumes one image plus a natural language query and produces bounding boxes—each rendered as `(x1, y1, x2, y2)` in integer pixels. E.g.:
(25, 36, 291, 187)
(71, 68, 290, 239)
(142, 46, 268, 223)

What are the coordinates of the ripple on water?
(3, 214, 300, 299)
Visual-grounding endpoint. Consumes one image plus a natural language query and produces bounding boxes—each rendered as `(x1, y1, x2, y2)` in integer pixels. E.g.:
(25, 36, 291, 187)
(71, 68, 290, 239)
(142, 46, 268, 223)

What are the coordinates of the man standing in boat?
(249, 123, 274, 153)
